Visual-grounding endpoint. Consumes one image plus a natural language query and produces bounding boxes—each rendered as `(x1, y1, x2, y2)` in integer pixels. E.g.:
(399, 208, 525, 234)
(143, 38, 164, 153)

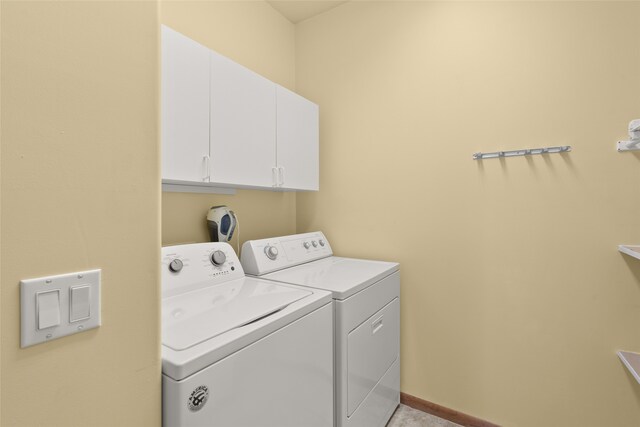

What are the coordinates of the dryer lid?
(162, 277, 311, 351)
(262, 257, 399, 300)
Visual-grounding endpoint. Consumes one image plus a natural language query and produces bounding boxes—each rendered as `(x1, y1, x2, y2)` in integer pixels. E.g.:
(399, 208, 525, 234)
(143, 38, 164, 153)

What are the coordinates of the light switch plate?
(20, 269, 101, 348)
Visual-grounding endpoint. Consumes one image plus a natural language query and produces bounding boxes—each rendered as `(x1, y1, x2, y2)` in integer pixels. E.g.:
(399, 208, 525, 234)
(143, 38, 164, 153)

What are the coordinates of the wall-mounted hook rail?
(473, 145, 571, 160)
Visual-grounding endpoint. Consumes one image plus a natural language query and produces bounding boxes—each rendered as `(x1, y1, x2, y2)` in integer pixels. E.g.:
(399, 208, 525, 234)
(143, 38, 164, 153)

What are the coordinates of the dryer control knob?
(210, 250, 226, 266)
(168, 259, 183, 273)
(312, 241, 318, 248)
(303, 242, 310, 249)
(319, 239, 325, 247)
(265, 245, 279, 260)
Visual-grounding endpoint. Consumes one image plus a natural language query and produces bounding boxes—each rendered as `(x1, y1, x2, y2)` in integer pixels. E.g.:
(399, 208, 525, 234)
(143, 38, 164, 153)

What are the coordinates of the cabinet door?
(276, 85, 319, 191)
(210, 51, 276, 188)
(161, 26, 211, 183)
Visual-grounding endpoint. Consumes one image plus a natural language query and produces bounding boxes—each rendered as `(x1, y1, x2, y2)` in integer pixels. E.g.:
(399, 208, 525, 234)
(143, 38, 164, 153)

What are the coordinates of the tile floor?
(386, 404, 463, 427)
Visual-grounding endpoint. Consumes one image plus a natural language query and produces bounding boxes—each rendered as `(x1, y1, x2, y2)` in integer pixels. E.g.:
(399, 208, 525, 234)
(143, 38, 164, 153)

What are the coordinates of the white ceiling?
(267, 1, 348, 24)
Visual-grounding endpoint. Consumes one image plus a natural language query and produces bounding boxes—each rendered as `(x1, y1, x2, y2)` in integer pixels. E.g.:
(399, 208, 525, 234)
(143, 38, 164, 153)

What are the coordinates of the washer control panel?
(240, 231, 333, 276)
(162, 242, 244, 297)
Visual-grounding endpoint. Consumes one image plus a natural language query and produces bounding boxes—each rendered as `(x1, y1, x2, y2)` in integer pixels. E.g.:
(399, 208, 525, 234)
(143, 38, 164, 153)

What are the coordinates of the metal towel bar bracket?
(616, 119, 640, 152)
(617, 139, 640, 152)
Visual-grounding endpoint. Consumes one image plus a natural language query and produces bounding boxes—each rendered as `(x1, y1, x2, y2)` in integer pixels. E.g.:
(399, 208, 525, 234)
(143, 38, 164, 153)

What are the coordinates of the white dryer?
(162, 242, 334, 427)
(241, 232, 400, 427)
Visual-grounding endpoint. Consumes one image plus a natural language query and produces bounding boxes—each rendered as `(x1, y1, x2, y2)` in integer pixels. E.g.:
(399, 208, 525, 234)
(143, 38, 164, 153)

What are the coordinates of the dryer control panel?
(241, 231, 333, 276)
(162, 242, 244, 298)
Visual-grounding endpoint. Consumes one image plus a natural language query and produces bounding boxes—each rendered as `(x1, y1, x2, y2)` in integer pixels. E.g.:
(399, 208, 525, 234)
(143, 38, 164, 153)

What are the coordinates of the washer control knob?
(265, 245, 279, 260)
(168, 259, 183, 273)
(210, 250, 226, 266)
(312, 241, 318, 248)
(303, 242, 311, 249)
(319, 239, 325, 247)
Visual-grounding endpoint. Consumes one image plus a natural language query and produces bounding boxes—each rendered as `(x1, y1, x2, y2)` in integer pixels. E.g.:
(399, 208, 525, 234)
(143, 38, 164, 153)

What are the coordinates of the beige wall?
(1, 1, 161, 426)
(3, 1, 639, 426)
(160, 1, 297, 247)
(296, 2, 640, 426)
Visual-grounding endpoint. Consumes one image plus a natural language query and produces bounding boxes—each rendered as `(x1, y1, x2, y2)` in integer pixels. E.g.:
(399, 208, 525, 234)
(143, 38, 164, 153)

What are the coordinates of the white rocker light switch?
(70, 285, 91, 322)
(37, 290, 61, 330)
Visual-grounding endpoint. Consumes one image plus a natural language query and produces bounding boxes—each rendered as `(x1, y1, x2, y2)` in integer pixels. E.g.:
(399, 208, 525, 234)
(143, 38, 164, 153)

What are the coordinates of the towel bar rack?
(473, 145, 571, 160)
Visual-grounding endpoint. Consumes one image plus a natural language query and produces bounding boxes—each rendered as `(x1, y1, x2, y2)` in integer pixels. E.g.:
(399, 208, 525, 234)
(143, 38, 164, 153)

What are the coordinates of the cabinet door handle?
(203, 155, 210, 182)
(272, 167, 278, 187)
(278, 167, 285, 187)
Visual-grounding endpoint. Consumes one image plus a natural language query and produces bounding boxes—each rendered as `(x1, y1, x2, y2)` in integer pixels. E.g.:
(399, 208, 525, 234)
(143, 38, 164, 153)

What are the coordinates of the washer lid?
(262, 257, 399, 300)
(162, 277, 312, 351)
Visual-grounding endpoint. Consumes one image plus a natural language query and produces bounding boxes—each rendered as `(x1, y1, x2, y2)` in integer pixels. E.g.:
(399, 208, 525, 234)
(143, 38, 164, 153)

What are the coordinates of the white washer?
(241, 232, 400, 427)
(162, 242, 334, 427)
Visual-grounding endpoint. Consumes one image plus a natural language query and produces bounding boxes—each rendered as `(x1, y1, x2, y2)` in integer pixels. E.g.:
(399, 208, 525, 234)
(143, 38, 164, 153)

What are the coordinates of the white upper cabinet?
(161, 26, 210, 183)
(276, 85, 319, 191)
(161, 26, 319, 192)
(209, 51, 277, 188)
